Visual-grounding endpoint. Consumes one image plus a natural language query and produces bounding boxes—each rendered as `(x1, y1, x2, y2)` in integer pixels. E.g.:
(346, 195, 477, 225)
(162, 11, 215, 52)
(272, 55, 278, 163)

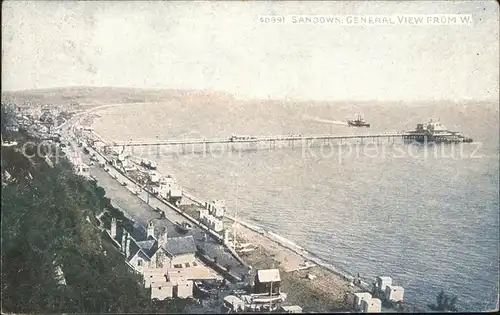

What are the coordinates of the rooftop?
(127, 241, 141, 261)
(257, 269, 281, 283)
(136, 240, 158, 258)
(164, 235, 197, 256)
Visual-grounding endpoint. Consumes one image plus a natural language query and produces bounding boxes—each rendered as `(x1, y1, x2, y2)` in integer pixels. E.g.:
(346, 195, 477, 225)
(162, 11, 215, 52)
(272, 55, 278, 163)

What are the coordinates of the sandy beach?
(177, 204, 359, 312)
(79, 105, 365, 312)
(233, 224, 358, 312)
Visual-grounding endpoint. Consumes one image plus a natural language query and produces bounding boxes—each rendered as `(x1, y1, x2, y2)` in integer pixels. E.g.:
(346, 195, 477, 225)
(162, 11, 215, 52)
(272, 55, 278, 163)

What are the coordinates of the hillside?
(0, 103, 191, 313)
(1, 86, 236, 109)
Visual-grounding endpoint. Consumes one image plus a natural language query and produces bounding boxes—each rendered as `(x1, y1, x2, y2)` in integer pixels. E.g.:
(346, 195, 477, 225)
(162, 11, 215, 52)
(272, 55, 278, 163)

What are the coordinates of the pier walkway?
(105, 133, 426, 149)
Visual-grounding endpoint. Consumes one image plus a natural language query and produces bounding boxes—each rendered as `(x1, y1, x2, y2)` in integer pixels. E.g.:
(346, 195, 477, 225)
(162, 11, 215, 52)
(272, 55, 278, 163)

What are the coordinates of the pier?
(108, 133, 417, 147)
(104, 133, 430, 153)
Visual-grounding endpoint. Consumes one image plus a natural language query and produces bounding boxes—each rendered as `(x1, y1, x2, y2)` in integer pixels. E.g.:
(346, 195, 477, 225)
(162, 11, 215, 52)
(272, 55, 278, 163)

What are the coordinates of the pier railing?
(106, 133, 423, 148)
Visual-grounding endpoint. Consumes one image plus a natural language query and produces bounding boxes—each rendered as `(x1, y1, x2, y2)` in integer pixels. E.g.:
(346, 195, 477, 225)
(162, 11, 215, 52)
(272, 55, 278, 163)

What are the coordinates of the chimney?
(121, 231, 128, 253)
(111, 218, 117, 239)
(147, 220, 155, 239)
(158, 227, 168, 248)
(125, 235, 131, 258)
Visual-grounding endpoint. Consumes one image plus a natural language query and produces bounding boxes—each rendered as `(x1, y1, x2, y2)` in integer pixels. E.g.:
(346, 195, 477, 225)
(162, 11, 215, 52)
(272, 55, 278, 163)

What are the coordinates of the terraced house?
(106, 219, 219, 299)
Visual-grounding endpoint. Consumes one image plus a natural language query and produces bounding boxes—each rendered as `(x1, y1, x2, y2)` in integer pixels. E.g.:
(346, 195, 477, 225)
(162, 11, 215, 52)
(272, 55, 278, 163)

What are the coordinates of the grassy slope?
(0, 104, 192, 313)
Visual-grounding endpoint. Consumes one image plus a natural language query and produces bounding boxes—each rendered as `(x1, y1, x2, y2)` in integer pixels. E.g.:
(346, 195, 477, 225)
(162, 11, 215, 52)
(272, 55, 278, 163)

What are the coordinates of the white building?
(376, 276, 392, 293)
(106, 219, 216, 300)
(223, 269, 288, 313)
(76, 163, 90, 178)
(360, 298, 382, 313)
(200, 210, 224, 232)
(347, 292, 372, 311)
(150, 172, 161, 183)
(205, 199, 226, 218)
(384, 285, 404, 302)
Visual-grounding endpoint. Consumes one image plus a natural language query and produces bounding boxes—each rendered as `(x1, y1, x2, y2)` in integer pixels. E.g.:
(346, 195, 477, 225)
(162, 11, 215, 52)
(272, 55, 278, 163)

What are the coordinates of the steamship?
(347, 115, 370, 127)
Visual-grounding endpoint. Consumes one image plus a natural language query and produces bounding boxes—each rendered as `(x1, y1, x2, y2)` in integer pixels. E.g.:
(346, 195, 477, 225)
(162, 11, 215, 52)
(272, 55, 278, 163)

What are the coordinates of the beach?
(77, 109, 362, 311)
(180, 203, 360, 313)
(89, 96, 499, 312)
(231, 221, 358, 312)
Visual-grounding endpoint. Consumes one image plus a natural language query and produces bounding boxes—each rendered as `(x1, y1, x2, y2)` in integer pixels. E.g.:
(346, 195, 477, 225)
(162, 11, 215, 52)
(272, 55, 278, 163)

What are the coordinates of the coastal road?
(86, 151, 249, 278)
(60, 105, 249, 280)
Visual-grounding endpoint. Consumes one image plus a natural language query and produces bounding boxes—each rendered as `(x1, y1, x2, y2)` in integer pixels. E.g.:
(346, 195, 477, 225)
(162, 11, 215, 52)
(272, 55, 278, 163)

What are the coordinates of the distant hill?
(1, 86, 235, 108)
(2, 86, 496, 110)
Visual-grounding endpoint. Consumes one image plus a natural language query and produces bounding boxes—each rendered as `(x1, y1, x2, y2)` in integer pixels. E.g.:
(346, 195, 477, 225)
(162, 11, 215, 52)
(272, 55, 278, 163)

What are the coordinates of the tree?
(428, 290, 458, 312)
(1, 137, 190, 313)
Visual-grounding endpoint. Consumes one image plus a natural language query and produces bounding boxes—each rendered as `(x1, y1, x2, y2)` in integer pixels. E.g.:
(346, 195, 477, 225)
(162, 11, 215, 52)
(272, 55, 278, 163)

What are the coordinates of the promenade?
(61, 109, 249, 281)
(87, 157, 248, 278)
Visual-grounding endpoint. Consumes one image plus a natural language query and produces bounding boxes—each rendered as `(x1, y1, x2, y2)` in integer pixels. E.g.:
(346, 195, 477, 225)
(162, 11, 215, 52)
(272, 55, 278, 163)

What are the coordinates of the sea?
(93, 99, 499, 311)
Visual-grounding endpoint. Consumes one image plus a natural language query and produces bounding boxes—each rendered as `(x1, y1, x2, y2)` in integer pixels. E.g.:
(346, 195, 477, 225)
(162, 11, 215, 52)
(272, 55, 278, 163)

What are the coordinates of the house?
(2, 170, 14, 186)
(384, 285, 404, 302)
(222, 295, 245, 313)
(205, 199, 226, 218)
(199, 209, 224, 232)
(168, 185, 183, 206)
(254, 269, 281, 296)
(92, 141, 106, 152)
(5, 124, 19, 132)
(106, 219, 216, 299)
(53, 264, 67, 286)
(150, 279, 193, 299)
(111, 220, 169, 272)
(29, 106, 43, 120)
(151, 281, 176, 299)
(164, 235, 197, 268)
(76, 163, 90, 178)
(151, 177, 183, 206)
(375, 276, 392, 293)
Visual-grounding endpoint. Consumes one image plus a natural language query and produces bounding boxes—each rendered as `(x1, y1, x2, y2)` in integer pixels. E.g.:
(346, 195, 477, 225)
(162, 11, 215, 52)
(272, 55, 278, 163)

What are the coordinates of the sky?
(2, 1, 499, 102)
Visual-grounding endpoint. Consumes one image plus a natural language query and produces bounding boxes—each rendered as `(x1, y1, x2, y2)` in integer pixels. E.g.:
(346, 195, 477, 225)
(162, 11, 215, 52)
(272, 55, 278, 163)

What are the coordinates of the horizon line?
(1, 85, 499, 104)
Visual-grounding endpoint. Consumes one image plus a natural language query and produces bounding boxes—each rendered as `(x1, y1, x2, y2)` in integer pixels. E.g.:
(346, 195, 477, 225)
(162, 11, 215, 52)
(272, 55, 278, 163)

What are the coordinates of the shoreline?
(84, 104, 402, 312)
(83, 107, 374, 311)
(182, 188, 370, 289)
(81, 139, 362, 310)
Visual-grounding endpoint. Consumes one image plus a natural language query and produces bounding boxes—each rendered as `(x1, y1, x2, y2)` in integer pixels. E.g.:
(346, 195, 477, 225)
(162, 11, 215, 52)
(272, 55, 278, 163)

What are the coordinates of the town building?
(200, 200, 225, 232)
(151, 175, 183, 206)
(221, 269, 290, 313)
(253, 268, 281, 296)
(106, 219, 219, 299)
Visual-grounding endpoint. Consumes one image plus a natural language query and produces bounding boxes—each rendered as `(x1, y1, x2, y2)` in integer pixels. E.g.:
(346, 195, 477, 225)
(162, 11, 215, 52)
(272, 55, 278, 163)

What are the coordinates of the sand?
(179, 202, 358, 312)
(230, 222, 359, 312)
(63, 92, 362, 312)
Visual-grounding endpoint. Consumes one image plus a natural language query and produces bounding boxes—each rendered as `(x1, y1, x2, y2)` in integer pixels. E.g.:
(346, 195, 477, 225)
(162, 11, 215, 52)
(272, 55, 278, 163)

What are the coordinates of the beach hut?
(350, 292, 372, 310)
(384, 285, 404, 302)
(376, 276, 392, 292)
(360, 298, 382, 313)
